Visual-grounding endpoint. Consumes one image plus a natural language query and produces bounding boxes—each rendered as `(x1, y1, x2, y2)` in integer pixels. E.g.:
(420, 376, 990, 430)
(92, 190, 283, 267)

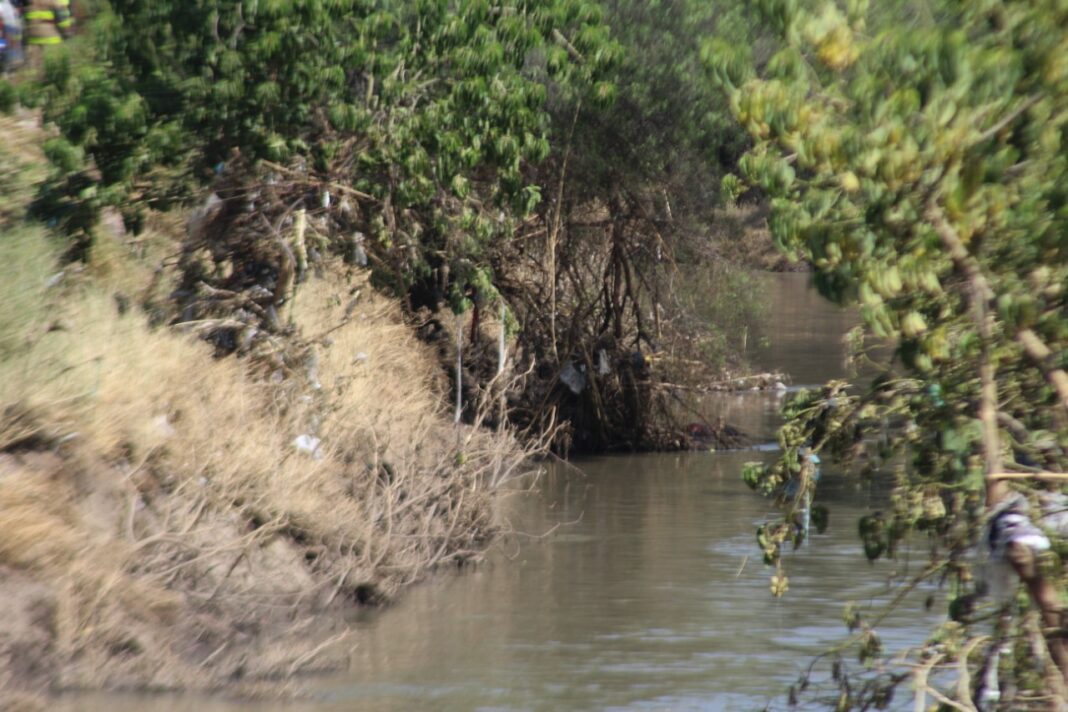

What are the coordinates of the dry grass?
(0, 109, 48, 223)
(0, 222, 536, 698)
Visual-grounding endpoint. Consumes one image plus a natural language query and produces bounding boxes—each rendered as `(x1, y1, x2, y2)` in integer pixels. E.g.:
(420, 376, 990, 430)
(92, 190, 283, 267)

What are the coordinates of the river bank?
(0, 111, 537, 709)
(48, 273, 885, 712)
(0, 101, 780, 708)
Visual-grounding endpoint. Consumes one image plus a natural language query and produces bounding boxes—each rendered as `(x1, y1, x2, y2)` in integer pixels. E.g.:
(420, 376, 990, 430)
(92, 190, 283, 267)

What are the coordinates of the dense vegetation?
(714, 0, 1068, 707)
(6, 0, 1068, 708)
(20, 0, 765, 454)
(491, 0, 767, 450)
(0, 104, 544, 707)
(29, 0, 615, 275)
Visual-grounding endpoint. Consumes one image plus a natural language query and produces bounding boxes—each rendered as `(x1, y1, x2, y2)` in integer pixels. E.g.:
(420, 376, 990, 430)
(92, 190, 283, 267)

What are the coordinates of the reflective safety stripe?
(25, 10, 55, 19)
(56, 18, 72, 27)
(27, 35, 62, 44)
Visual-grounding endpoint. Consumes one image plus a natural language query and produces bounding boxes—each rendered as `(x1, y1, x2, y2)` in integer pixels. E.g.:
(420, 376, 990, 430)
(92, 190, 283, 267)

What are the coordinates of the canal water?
(62, 274, 941, 711)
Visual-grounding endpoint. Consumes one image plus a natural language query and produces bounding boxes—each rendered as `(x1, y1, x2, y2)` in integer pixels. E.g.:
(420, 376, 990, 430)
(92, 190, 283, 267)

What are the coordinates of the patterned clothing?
(25, 0, 70, 45)
(982, 492, 1068, 601)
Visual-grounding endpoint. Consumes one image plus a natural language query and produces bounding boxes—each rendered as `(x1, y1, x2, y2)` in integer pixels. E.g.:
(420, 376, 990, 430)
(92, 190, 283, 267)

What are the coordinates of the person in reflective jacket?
(24, 0, 70, 47)
(54, 0, 71, 33)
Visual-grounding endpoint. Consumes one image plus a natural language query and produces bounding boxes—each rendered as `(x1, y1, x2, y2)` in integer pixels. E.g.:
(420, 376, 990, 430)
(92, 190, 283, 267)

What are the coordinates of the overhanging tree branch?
(927, 200, 1068, 689)
(926, 201, 1002, 487)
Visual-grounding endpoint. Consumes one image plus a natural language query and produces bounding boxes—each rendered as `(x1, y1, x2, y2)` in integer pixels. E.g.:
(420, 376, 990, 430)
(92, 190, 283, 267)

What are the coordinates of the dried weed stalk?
(0, 228, 537, 699)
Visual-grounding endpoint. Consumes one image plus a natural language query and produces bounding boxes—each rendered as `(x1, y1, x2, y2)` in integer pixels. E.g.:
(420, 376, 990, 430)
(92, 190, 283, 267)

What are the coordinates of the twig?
(199, 641, 229, 668)
(928, 200, 1008, 512)
(551, 29, 584, 63)
(972, 94, 1041, 146)
(170, 318, 250, 332)
(259, 160, 375, 201)
(735, 555, 749, 577)
(1017, 329, 1068, 417)
(1025, 612, 1068, 709)
(915, 653, 943, 712)
(957, 636, 986, 710)
(206, 550, 248, 603)
(922, 680, 976, 712)
(547, 100, 581, 360)
(285, 630, 351, 677)
(324, 562, 354, 607)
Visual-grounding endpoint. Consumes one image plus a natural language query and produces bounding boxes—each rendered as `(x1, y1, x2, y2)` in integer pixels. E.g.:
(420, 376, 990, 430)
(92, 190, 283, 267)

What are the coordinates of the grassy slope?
(0, 112, 532, 707)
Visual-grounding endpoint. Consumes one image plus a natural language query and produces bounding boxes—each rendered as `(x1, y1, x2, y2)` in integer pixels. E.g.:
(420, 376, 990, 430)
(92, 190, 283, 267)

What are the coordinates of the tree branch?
(972, 94, 1042, 146)
(925, 202, 1002, 493)
(1017, 328, 1068, 417)
(552, 29, 584, 64)
(987, 472, 1068, 482)
(928, 200, 1068, 694)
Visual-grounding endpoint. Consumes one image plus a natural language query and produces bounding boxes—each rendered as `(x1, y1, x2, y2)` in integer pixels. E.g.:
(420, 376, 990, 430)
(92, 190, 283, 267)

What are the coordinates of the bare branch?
(972, 94, 1042, 146)
(987, 472, 1068, 482)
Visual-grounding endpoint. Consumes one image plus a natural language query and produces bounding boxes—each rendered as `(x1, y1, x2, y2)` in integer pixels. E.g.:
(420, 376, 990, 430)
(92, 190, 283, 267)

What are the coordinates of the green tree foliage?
(30, 0, 773, 455)
(710, 0, 1068, 705)
(555, 0, 753, 211)
(33, 0, 618, 304)
(489, 0, 770, 452)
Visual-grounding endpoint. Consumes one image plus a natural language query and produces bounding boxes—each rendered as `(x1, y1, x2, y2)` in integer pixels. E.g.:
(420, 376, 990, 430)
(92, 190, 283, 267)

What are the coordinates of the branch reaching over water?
(928, 200, 1068, 695)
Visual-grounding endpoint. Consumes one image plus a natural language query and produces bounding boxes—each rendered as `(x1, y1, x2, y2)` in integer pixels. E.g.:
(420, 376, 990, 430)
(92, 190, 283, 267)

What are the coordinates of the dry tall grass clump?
(0, 225, 536, 704)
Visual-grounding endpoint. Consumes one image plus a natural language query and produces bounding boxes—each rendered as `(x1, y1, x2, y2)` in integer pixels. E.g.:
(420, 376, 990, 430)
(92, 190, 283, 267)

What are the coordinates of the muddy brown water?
(60, 274, 942, 711)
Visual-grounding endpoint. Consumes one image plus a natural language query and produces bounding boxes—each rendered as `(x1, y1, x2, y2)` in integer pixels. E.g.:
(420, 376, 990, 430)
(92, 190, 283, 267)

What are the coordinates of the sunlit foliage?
(31, 0, 619, 306)
(711, 0, 1068, 705)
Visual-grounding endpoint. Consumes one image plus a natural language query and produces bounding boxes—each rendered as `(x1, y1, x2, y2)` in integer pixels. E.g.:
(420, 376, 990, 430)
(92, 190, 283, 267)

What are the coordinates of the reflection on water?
(753, 272, 857, 388)
(687, 272, 858, 449)
(59, 273, 938, 712)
